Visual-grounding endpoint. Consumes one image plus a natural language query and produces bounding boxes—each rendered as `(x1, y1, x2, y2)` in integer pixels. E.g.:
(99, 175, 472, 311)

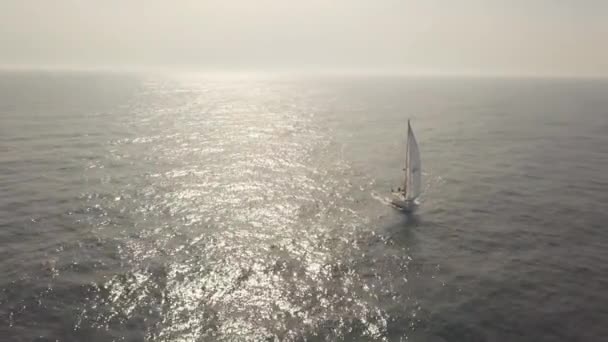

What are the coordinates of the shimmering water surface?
(1, 71, 608, 341)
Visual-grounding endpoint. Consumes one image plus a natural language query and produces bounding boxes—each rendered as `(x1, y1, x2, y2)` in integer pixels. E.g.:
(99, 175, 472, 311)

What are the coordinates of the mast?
(402, 119, 410, 193)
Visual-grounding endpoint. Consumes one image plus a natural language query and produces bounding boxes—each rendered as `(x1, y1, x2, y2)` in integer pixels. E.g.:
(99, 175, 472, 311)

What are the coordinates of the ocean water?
(1, 71, 608, 342)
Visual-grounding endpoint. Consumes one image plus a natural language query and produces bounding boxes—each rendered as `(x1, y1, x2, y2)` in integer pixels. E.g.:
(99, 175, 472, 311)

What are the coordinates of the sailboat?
(391, 119, 422, 211)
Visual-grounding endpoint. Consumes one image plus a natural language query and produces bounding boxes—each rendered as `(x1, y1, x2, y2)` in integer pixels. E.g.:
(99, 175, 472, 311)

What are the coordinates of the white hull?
(390, 193, 418, 212)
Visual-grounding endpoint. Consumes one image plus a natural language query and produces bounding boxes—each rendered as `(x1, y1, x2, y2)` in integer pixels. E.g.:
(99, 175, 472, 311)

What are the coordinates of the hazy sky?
(1, 0, 607, 76)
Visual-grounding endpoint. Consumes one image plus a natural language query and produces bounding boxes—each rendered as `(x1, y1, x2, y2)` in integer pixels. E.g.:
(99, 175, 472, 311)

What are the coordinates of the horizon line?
(1, 64, 607, 80)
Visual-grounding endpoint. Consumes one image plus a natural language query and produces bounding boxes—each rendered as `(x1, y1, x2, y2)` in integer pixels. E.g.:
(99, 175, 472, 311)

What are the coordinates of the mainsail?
(403, 120, 421, 201)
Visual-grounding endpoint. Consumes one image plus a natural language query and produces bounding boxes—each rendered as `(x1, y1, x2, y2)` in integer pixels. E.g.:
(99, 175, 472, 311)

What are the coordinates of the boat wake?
(371, 191, 394, 206)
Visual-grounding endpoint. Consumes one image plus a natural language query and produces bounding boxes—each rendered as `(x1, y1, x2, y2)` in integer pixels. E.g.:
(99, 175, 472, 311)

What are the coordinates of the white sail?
(404, 120, 421, 201)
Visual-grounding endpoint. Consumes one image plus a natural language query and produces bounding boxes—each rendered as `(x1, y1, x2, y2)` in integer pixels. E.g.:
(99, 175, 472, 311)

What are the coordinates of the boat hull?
(390, 194, 418, 212)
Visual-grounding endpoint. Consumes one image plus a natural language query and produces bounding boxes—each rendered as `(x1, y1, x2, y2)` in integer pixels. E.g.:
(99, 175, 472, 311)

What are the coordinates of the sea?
(1, 70, 607, 342)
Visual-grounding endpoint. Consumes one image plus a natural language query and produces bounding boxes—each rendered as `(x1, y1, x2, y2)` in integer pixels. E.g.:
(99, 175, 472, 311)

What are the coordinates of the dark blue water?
(1, 71, 607, 341)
